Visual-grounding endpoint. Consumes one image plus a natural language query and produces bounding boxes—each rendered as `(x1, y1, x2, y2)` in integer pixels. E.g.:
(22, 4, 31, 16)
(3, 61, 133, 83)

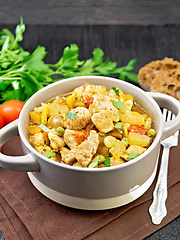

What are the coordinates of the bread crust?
(138, 57, 180, 100)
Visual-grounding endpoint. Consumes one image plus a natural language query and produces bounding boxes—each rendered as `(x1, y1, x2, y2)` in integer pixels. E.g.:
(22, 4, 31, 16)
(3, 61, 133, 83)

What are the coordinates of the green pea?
(95, 155, 105, 164)
(148, 129, 156, 138)
(57, 127, 65, 136)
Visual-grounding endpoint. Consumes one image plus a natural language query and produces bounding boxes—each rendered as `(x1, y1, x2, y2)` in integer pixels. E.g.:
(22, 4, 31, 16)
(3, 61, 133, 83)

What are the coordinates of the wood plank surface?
(9, 24, 180, 74)
(0, 0, 180, 25)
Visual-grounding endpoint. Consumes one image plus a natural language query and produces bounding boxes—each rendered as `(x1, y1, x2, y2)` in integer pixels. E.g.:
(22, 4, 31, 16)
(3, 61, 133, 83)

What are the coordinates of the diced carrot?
(74, 130, 88, 145)
(83, 95, 94, 108)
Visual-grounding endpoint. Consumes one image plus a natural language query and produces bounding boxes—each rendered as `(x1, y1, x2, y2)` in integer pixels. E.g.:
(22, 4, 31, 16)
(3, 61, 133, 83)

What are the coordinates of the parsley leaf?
(115, 122, 123, 130)
(112, 101, 124, 110)
(95, 59, 117, 76)
(15, 17, 26, 43)
(66, 111, 77, 120)
(52, 43, 81, 70)
(127, 153, 140, 159)
(104, 157, 111, 167)
(92, 48, 104, 66)
(127, 58, 137, 68)
(25, 46, 51, 73)
(44, 150, 56, 158)
(112, 87, 120, 96)
(123, 72, 138, 84)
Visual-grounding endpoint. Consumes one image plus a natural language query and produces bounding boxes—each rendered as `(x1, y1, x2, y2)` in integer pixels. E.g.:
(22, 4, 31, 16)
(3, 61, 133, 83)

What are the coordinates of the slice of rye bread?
(138, 57, 180, 98)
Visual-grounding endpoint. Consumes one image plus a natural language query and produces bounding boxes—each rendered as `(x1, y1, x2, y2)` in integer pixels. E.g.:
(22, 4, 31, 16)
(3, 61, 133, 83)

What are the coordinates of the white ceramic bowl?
(1, 76, 180, 210)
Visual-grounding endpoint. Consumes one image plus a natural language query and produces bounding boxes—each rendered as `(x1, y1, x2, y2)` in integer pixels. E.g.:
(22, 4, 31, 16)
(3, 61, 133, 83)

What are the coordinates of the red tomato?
(0, 114, 4, 128)
(83, 96, 94, 109)
(0, 100, 24, 125)
(127, 125, 148, 135)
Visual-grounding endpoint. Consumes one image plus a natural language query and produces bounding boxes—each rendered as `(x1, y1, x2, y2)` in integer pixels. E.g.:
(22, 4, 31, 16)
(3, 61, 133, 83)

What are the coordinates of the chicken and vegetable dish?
(27, 83, 156, 168)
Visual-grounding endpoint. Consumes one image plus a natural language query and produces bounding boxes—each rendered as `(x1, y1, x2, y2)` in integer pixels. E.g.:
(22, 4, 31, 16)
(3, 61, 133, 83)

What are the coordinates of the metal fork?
(149, 108, 179, 225)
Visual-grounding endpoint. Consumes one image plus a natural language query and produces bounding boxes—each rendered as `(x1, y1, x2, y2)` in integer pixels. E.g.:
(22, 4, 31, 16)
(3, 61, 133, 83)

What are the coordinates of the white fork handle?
(149, 146, 170, 224)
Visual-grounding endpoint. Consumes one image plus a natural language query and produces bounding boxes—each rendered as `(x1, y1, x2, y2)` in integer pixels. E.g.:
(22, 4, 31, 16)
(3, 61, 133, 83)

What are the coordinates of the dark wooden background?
(0, 0, 180, 25)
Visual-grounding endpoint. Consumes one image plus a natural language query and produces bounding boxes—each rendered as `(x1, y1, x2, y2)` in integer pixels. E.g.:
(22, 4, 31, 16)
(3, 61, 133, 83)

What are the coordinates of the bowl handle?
(147, 92, 180, 140)
(0, 119, 40, 172)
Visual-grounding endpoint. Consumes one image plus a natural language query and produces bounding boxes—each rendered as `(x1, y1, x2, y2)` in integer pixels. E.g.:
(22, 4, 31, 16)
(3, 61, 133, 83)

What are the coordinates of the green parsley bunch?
(0, 18, 138, 105)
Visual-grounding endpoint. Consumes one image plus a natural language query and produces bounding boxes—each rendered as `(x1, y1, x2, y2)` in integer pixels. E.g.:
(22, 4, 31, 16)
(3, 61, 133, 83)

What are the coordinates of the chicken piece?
(107, 88, 123, 100)
(91, 110, 114, 133)
(60, 147, 76, 164)
(143, 117, 152, 130)
(63, 107, 91, 130)
(29, 132, 45, 147)
(64, 129, 79, 149)
(89, 94, 119, 122)
(34, 145, 52, 154)
(110, 157, 126, 166)
(64, 129, 88, 149)
(121, 145, 146, 161)
(62, 130, 99, 167)
(72, 130, 99, 167)
(48, 128, 65, 152)
(73, 149, 92, 167)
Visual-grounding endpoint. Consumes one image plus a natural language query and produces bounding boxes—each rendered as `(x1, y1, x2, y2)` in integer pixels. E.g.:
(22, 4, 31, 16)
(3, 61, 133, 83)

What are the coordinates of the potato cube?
(128, 132, 150, 147)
